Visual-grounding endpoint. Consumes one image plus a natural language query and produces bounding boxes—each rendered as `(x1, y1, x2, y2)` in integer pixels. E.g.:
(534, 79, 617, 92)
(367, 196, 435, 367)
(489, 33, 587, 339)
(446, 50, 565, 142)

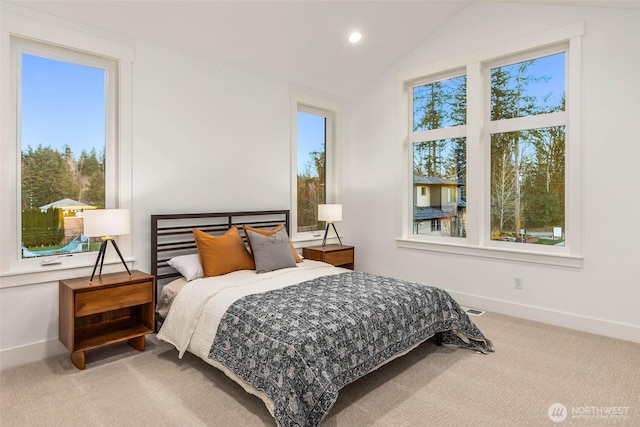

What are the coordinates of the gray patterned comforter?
(209, 271, 493, 426)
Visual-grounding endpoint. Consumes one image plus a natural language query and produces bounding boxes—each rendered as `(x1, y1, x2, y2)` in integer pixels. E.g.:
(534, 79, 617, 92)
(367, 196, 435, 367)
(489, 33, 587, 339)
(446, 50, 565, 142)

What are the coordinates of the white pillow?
(167, 254, 204, 281)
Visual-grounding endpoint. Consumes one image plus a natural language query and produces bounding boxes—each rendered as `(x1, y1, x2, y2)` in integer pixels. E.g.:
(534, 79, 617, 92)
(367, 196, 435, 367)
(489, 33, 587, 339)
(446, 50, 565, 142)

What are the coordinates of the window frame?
(290, 90, 341, 242)
(483, 44, 569, 252)
(0, 10, 134, 286)
(410, 69, 468, 242)
(396, 22, 583, 268)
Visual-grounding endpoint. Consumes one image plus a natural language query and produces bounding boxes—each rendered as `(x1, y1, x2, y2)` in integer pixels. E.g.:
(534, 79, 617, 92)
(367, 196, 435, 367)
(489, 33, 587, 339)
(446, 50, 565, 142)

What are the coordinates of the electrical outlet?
(514, 277, 523, 289)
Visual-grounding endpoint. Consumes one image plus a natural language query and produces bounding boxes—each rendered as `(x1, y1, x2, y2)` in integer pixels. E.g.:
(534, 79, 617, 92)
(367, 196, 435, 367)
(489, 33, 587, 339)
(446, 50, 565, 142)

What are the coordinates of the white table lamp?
(318, 204, 342, 247)
(83, 208, 131, 283)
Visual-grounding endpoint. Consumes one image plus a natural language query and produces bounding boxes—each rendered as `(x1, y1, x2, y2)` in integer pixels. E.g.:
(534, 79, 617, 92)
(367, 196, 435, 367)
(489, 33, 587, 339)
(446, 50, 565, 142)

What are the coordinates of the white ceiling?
(5, 1, 640, 98)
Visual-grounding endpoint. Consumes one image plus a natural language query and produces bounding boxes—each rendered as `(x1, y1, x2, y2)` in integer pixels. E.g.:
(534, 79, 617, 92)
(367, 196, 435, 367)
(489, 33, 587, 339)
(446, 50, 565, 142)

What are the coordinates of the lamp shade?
(83, 209, 130, 237)
(318, 204, 342, 222)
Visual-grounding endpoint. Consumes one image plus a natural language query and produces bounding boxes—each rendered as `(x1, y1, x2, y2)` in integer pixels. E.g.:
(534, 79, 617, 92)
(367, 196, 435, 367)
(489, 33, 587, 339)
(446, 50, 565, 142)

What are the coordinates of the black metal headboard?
(151, 210, 290, 291)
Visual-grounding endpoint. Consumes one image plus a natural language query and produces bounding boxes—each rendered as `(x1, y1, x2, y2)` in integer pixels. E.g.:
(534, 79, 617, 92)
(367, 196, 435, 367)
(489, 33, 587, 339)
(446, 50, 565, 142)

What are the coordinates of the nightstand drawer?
(75, 281, 153, 317)
(324, 248, 354, 266)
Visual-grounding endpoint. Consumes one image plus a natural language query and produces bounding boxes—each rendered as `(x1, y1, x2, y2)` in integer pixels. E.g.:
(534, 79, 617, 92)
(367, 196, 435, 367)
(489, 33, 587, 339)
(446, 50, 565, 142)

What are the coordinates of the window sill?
(291, 233, 346, 246)
(396, 238, 583, 268)
(0, 258, 134, 289)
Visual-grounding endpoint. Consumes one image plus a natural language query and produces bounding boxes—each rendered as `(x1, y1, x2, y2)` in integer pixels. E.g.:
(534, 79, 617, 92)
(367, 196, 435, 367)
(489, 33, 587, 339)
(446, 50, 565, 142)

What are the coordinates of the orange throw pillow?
(193, 226, 255, 277)
(242, 224, 303, 263)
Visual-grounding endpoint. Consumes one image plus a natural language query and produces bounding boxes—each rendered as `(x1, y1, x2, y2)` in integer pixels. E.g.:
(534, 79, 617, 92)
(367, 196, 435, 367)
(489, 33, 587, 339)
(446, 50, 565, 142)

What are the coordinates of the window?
(411, 74, 467, 238)
(1, 13, 134, 280)
(19, 46, 109, 259)
(489, 53, 566, 246)
(398, 23, 582, 267)
(290, 91, 340, 241)
(296, 108, 327, 234)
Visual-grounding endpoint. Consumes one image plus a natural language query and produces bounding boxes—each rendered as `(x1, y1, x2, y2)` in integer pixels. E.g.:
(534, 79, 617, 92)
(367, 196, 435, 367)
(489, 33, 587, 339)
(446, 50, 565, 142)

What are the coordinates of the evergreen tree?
(82, 148, 105, 207)
(490, 60, 560, 236)
(21, 207, 64, 247)
(21, 145, 79, 209)
(297, 151, 325, 232)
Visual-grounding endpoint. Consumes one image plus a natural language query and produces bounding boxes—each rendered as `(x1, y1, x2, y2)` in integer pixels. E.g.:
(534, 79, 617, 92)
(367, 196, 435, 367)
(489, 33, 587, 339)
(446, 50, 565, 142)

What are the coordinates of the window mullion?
(410, 126, 466, 143)
(488, 111, 566, 134)
(399, 25, 581, 263)
(466, 62, 484, 247)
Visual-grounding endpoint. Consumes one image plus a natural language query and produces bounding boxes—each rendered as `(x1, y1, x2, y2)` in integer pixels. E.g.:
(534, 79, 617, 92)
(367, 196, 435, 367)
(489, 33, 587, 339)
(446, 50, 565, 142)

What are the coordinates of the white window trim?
(290, 89, 342, 243)
(0, 8, 134, 287)
(396, 22, 583, 268)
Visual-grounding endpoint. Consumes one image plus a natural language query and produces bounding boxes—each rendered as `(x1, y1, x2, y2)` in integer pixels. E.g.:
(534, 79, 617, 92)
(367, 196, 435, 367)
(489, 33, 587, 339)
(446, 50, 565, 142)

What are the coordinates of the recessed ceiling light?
(348, 31, 362, 44)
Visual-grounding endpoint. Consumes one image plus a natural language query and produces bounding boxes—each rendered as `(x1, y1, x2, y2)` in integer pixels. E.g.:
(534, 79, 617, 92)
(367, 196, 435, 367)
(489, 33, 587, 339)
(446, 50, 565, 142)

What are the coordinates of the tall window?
(411, 74, 467, 237)
(489, 53, 566, 246)
(291, 92, 339, 241)
(19, 48, 110, 258)
(1, 19, 132, 277)
(296, 108, 327, 234)
(399, 23, 582, 266)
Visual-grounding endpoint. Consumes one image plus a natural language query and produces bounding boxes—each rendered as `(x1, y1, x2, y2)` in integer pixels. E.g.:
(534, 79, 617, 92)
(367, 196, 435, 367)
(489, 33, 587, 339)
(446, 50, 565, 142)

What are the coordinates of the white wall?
(346, 3, 640, 342)
(1, 2, 638, 369)
(0, 10, 315, 368)
(130, 42, 293, 275)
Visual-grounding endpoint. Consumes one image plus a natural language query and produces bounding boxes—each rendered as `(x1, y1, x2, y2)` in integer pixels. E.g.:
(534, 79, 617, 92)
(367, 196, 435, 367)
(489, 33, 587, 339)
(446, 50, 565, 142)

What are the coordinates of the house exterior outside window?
(414, 176, 464, 237)
(18, 46, 110, 259)
(397, 23, 583, 267)
(1, 12, 134, 279)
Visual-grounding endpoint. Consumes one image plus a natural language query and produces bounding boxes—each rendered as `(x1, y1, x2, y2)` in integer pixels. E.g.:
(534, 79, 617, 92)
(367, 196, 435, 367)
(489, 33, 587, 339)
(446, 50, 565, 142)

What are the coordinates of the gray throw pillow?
(246, 227, 297, 273)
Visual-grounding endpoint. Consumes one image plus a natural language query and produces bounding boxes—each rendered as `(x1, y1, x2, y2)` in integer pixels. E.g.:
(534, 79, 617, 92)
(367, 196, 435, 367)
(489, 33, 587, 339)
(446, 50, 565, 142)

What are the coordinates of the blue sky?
(414, 52, 565, 130)
(21, 53, 105, 159)
(500, 52, 566, 108)
(297, 111, 325, 175)
(24, 51, 326, 171)
(22, 51, 562, 167)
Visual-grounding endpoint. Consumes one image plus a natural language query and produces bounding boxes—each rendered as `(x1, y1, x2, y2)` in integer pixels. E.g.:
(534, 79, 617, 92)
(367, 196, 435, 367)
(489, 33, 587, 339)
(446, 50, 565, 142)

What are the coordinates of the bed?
(151, 210, 493, 426)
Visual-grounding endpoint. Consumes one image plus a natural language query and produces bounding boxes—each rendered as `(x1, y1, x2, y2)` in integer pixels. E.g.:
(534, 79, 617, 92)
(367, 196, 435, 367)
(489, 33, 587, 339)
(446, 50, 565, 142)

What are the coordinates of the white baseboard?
(448, 290, 640, 344)
(0, 339, 67, 370)
(2, 293, 638, 370)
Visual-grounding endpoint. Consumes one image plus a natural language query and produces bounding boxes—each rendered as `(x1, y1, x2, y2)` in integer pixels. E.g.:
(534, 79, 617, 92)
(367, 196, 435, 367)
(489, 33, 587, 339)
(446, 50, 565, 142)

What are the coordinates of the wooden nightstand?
(59, 270, 155, 370)
(302, 244, 355, 270)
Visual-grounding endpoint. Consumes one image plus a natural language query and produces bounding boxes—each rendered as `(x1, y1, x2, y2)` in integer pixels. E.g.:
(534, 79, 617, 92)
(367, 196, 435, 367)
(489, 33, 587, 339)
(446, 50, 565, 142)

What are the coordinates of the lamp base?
(89, 239, 132, 283)
(321, 222, 343, 247)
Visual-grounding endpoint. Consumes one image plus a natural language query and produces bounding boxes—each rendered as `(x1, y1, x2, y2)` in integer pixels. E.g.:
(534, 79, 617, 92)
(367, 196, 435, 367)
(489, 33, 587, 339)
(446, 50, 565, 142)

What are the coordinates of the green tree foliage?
(21, 145, 105, 247)
(79, 148, 105, 207)
(490, 58, 565, 238)
(412, 55, 565, 241)
(490, 62, 539, 234)
(22, 146, 80, 209)
(449, 78, 467, 189)
(297, 151, 325, 232)
(522, 125, 565, 229)
(413, 76, 467, 184)
(21, 207, 64, 247)
(22, 145, 105, 209)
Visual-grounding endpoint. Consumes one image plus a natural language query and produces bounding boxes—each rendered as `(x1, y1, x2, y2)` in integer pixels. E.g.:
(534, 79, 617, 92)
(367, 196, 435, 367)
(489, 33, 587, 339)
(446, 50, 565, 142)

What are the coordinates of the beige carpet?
(1, 311, 638, 426)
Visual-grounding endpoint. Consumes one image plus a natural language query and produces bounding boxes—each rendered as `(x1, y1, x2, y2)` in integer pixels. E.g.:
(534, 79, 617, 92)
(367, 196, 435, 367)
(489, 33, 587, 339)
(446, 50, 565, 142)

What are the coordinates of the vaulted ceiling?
(6, 1, 639, 98)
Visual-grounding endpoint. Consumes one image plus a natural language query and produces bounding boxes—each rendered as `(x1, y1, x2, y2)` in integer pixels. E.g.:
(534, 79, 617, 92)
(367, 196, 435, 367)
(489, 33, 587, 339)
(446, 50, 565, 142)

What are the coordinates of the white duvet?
(157, 262, 345, 374)
(156, 260, 347, 415)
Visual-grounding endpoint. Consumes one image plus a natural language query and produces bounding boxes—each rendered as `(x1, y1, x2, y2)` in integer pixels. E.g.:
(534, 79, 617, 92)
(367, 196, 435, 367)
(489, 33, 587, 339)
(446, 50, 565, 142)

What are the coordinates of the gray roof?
(414, 175, 458, 186)
(414, 206, 454, 221)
